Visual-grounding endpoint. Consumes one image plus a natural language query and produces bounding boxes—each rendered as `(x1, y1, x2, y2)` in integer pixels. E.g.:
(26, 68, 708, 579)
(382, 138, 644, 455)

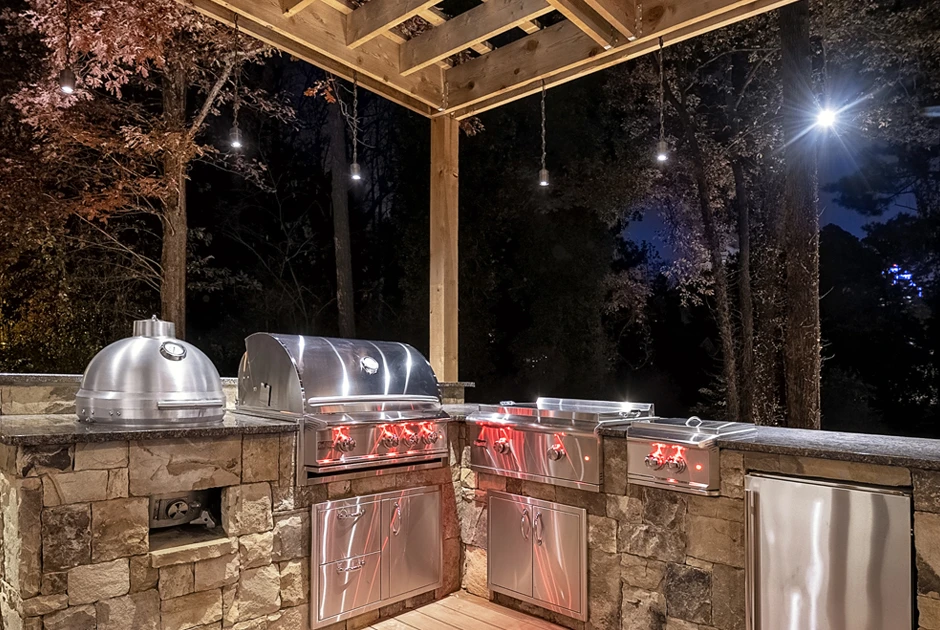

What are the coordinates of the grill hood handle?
(157, 399, 224, 410)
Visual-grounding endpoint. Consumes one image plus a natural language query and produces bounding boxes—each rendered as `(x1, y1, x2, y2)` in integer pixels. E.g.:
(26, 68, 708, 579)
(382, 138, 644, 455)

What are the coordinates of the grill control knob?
(381, 433, 400, 449)
(547, 444, 566, 461)
(421, 430, 441, 445)
(401, 430, 419, 449)
(493, 437, 510, 455)
(645, 455, 665, 470)
(666, 458, 687, 473)
(335, 436, 357, 453)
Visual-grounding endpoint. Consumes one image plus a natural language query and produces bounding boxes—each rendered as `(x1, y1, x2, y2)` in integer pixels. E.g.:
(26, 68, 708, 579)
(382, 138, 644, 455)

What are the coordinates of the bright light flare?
(816, 107, 837, 128)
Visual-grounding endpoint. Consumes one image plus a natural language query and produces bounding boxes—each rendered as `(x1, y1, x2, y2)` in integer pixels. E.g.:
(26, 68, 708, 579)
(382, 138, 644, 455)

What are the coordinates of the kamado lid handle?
(133, 315, 176, 338)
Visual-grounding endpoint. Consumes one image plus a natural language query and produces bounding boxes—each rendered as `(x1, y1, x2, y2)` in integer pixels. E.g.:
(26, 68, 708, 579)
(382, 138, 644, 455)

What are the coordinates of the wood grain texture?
(429, 116, 459, 382)
(546, 0, 620, 47)
(346, 0, 441, 47)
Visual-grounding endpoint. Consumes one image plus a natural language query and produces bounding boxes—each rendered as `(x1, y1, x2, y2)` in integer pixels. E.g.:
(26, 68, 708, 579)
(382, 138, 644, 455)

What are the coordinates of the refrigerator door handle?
(745, 486, 759, 630)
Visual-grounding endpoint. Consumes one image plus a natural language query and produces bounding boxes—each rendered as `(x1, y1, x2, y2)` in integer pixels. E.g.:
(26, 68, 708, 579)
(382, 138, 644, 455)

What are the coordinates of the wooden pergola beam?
(187, 0, 436, 115)
(582, 0, 636, 40)
(400, 0, 553, 76)
(187, 0, 441, 111)
(448, 0, 793, 118)
(444, 0, 789, 112)
(546, 0, 621, 48)
(279, 0, 318, 18)
(345, 0, 441, 48)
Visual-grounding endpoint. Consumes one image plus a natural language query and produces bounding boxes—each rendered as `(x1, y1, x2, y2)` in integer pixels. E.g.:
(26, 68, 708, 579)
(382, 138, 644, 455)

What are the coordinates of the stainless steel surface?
(311, 486, 442, 628)
(745, 474, 912, 630)
(467, 397, 653, 492)
(237, 334, 440, 418)
(487, 491, 587, 622)
(626, 416, 756, 495)
(76, 317, 224, 427)
(235, 334, 450, 485)
(384, 489, 441, 599)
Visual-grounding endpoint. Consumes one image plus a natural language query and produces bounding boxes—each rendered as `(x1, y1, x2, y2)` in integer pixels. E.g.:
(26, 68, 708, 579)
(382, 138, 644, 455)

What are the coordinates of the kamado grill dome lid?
(76, 317, 225, 427)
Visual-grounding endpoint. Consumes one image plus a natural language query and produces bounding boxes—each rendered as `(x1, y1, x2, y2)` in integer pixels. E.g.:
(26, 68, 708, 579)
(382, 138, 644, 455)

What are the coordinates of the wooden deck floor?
(368, 591, 566, 630)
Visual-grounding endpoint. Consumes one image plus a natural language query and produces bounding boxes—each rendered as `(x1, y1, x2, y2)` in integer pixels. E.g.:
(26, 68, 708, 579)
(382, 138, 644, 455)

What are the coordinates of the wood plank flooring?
(369, 591, 565, 630)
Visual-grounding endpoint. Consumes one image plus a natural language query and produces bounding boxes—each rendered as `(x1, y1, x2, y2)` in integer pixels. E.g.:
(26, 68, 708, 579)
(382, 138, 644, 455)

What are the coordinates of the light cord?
(658, 36, 665, 144)
(64, 0, 72, 65)
(232, 14, 241, 133)
(540, 81, 547, 171)
(352, 74, 359, 165)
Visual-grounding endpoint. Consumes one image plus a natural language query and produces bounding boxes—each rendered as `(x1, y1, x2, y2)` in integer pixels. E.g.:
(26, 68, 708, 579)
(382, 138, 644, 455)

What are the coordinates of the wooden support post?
(430, 116, 459, 382)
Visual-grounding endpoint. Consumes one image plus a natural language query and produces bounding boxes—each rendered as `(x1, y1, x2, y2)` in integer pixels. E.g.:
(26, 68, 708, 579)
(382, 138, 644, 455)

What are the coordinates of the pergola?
(182, 0, 794, 382)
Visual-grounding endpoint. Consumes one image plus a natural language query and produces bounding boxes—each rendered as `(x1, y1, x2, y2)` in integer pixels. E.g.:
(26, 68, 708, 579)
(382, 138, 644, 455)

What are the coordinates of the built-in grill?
(626, 417, 755, 495)
(466, 398, 654, 492)
(236, 334, 449, 485)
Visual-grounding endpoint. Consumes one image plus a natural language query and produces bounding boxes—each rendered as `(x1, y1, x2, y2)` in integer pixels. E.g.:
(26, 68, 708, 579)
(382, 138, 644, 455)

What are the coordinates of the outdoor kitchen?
(0, 321, 939, 630)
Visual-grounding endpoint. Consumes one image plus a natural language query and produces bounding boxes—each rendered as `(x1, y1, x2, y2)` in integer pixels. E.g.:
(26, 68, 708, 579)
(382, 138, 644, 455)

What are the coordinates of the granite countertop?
(0, 411, 297, 446)
(443, 403, 480, 419)
(599, 422, 940, 471)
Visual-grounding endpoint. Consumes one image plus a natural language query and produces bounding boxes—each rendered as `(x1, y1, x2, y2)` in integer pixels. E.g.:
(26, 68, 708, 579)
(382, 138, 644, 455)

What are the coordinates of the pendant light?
(539, 82, 549, 187)
(230, 15, 243, 150)
(350, 74, 362, 181)
(655, 37, 669, 163)
(58, 0, 76, 94)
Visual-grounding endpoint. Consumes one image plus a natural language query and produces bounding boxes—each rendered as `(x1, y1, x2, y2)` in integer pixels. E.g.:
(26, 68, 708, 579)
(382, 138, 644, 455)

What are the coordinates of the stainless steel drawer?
(317, 551, 382, 620)
(316, 499, 382, 564)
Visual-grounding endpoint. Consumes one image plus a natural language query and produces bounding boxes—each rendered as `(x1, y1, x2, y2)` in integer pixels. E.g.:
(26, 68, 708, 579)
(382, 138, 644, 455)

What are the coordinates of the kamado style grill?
(466, 398, 654, 492)
(236, 334, 449, 485)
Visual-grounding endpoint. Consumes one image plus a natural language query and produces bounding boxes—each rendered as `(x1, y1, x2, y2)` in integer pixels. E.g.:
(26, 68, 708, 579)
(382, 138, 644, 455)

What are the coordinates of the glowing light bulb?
(59, 67, 76, 94)
(656, 139, 669, 163)
(816, 107, 837, 128)
(350, 162, 362, 181)
(538, 168, 550, 187)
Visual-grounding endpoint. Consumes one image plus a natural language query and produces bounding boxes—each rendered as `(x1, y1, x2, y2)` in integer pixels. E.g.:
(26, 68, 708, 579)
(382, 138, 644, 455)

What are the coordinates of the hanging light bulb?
(230, 16, 243, 150)
(539, 82, 549, 187)
(59, 67, 76, 94)
(655, 37, 669, 164)
(58, 0, 76, 94)
(350, 74, 362, 182)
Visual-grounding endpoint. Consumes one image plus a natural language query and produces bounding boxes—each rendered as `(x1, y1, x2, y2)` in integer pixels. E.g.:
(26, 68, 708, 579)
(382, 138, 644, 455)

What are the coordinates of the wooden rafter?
(178, 0, 798, 120)
(448, 0, 794, 118)
(546, 0, 621, 48)
(444, 0, 790, 113)
(188, 0, 441, 111)
(345, 0, 441, 48)
(279, 0, 319, 18)
(400, 0, 553, 76)
(582, 0, 636, 40)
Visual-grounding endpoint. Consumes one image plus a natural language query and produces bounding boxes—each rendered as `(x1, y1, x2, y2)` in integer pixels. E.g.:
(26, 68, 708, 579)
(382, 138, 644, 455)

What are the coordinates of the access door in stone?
(383, 487, 442, 599)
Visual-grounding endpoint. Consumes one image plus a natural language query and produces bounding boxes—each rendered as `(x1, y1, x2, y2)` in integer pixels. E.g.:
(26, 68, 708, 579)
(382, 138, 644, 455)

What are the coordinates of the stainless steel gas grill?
(466, 398, 654, 492)
(626, 417, 755, 495)
(236, 334, 450, 485)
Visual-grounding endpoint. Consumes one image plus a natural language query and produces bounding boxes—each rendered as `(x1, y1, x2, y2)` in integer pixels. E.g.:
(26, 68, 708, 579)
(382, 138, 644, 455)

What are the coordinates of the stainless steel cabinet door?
(384, 489, 441, 599)
(532, 506, 583, 615)
(746, 474, 912, 630)
(488, 494, 534, 598)
(317, 551, 382, 620)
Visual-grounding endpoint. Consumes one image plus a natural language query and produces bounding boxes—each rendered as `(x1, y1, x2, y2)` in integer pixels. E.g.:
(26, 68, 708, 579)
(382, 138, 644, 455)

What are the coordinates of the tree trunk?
(780, 0, 822, 429)
(161, 52, 188, 339)
(329, 101, 356, 338)
(733, 159, 755, 424)
(664, 80, 740, 421)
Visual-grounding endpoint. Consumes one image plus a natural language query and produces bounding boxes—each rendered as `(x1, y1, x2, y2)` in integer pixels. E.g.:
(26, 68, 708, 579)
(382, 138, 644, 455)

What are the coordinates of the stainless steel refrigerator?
(745, 473, 912, 630)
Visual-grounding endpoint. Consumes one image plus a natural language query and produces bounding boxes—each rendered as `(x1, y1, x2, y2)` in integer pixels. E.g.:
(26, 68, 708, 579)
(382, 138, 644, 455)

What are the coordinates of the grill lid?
(469, 397, 654, 433)
(626, 416, 756, 446)
(76, 317, 225, 427)
(236, 334, 441, 420)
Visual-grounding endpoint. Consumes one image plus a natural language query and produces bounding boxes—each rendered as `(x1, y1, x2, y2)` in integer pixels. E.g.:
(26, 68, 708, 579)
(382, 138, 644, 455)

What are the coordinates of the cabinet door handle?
(337, 508, 365, 520)
(521, 508, 530, 540)
(534, 511, 543, 546)
(336, 559, 366, 573)
(391, 502, 402, 536)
